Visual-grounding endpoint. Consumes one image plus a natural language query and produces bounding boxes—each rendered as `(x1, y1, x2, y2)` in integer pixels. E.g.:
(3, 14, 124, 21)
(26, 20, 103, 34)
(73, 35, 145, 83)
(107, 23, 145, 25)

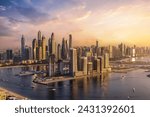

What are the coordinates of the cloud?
(15, 6, 50, 23)
(76, 11, 92, 21)
(1, 0, 150, 48)
(0, 5, 6, 11)
(0, 0, 52, 24)
(0, 17, 19, 37)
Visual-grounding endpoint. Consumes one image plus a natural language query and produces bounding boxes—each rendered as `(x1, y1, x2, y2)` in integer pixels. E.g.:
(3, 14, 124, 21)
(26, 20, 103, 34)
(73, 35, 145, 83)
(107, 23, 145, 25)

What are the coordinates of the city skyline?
(1, 0, 150, 100)
(1, 0, 150, 49)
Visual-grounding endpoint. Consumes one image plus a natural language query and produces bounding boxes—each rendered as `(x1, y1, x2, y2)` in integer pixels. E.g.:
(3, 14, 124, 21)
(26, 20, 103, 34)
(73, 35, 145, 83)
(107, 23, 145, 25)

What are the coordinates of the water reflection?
(48, 73, 110, 100)
(0, 65, 150, 99)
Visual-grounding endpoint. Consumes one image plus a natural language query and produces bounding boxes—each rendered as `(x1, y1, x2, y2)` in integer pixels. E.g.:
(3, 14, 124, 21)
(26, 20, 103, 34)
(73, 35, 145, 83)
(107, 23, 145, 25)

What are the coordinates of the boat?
(16, 71, 34, 76)
(121, 75, 125, 79)
(52, 88, 56, 91)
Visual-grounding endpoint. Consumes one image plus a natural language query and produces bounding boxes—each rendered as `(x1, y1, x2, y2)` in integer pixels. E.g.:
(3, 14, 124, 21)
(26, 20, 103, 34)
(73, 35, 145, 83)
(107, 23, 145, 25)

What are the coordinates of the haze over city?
(1, 0, 150, 49)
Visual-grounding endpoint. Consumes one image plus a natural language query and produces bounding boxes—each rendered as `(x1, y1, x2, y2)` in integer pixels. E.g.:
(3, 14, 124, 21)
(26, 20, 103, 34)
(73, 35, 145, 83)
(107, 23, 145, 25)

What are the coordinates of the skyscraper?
(42, 36, 46, 60)
(57, 44, 61, 60)
(37, 31, 42, 60)
(32, 39, 37, 60)
(50, 33, 56, 55)
(81, 57, 87, 75)
(69, 34, 72, 49)
(37, 46, 42, 61)
(96, 40, 99, 48)
(96, 59, 100, 73)
(104, 53, 109, 68)
(24, 46, 32, 60)
(66, 40, 69, 59)
(38, 31, 42, 42)
(118, 43, 125, 57)
(98, 56, 104, 72)
(48, 37, 51, 56)
(109, 45, 113, 59)
(61, 38, 67, 60)
(6, 49, 13, 60)
(69, 48, 77, 76)
(49, 54, 55, 77)
(21, 35, 25, 60)
(95, 40, 99, 56)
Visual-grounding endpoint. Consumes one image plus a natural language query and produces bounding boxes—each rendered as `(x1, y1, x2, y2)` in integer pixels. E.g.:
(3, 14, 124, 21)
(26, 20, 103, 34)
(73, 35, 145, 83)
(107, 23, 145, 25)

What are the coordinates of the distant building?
(57, 44, 61, 60)
(50, 33, 56, 55)
(37, 31, 42, 60)
(21, 35, 25, 60)
(96, 59, 100, 73)
(87, 62, 93, 75)
(98, 56, 104, 72)
(69, 34, 72, 49)
(69, 48, 77, 76)
(42, 36, 46, 60)
(32, 38, 37, 60)
(108, 45, 113, 59)
(118, 43, 125, 57)
(6, 49, 13, 60)
(49, 54, 55, 77)
(131, 47, 136, 57)
(24, 46, 32, 60)
(81, 57, 87, 75)
(58, 60, 69, 75)
(104, 53, 109, 68)
(61, 38, 68, 60)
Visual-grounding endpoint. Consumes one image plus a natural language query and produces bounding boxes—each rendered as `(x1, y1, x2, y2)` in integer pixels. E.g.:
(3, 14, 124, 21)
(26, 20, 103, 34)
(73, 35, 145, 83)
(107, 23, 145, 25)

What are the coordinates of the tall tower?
(6, 49, 13, 60)
(37, 31, 42, 60)
(42, 36, 46, 60)
(104, 53, 109, 68)
(50, 33, 56, 56)
(69, 48, 77, 76)
(118, 43, 125, 57)
(57, 44, 61, 60)
(24, 46, 32, 60)
(32, 38, 37, 60)
(81, 57, 87, 75)
(48, 37, 51, 56)
(65, 40, 69, 59)
(96, 40, 98, 47)
(95, 40, 99, 56)
(69, 34, 72, 49)
(21, 35, 25, 60)
(69, 34, 72, 59)
(38, 31, 42, 42)
(109, 45, 113, 59)
(61, 38, 67, 60)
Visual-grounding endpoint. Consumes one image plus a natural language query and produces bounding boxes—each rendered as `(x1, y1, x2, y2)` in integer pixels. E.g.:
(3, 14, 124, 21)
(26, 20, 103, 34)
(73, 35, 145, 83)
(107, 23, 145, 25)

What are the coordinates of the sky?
(1, 0, 150, 49)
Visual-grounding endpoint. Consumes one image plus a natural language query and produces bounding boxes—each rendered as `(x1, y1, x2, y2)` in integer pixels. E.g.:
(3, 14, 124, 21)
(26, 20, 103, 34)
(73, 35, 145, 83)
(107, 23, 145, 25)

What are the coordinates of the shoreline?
(111, 67, 138, 73)
(0, 87, 28, 100)
(0, 64, 47, 69)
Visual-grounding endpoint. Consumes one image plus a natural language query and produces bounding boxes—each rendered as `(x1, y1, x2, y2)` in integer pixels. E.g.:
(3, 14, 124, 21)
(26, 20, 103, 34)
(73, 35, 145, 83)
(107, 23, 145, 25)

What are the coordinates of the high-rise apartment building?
(69, 48, 77, 76)
(42, 36, 46, 60)
(6, 49, 13, 60)
(32, 39, 37, 60)
(21, 35, 25, 60)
